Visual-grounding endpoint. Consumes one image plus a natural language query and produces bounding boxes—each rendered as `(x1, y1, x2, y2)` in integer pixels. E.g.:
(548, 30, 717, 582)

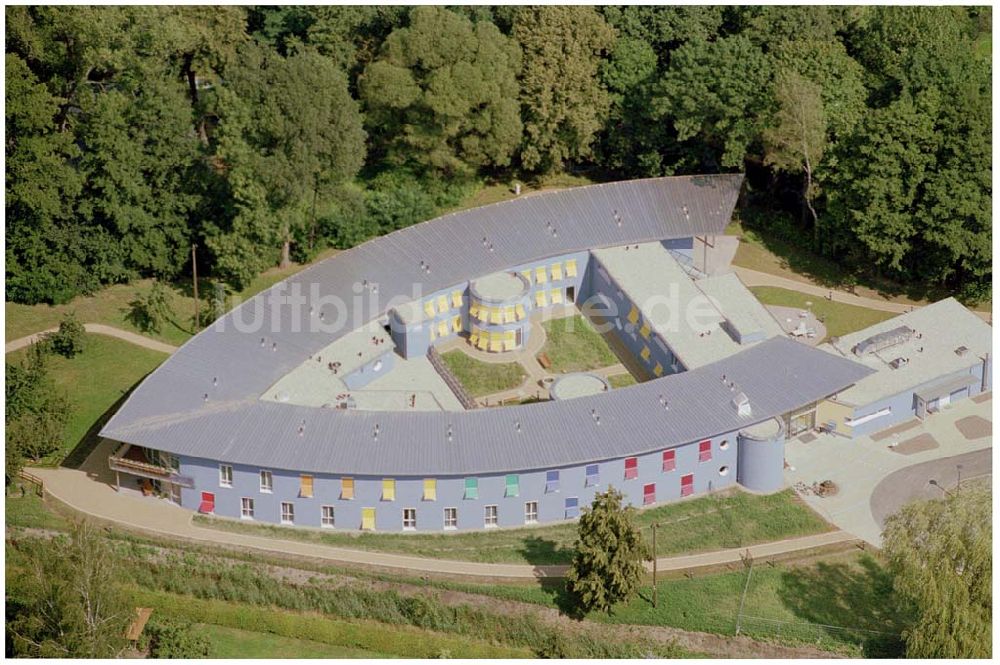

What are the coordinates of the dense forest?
(5, 5, 992, 305)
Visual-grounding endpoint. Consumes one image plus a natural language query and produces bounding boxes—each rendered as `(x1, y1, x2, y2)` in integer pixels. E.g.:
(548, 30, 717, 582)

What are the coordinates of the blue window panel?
(565, 497, 580, 519)
(585, 464, 599, 487)
(545, 470, 560, 493)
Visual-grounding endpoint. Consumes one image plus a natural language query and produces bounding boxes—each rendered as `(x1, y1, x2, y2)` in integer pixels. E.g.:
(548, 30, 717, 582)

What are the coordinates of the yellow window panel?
(640, 322, 651, 339)
(515, 303, 526, 320)
(489, 308, 503, 324)
(341, 478, 355, 500)
(300, 475, 314, 498)
(489, 339, 503, 353)
(653, 363, 664, 376)
(535, 290, 548, 307)
(504, 329, 516, 342)
(423, 301, 436, 318)
(361, 507, 375, 531)
(503, 306, 515, 323)
(382, 478, 395, 501)
(437, 295, 449, 313)
(521, 270, 532, 284)
(551, 263, 563, 281)
(565, 259, 578, 277)
(469, 303, 480, 319)
(437, 320, 448, 338)
(477, 336, 489, 351)
(451, 290, 462, 308)
(423, 478, 437, 501)
(504, 340, 517, 352)
(640, 345, 651, 361)
(627, 305, 640, 325)
(550, 289, 563, 305)
(469, 332, 479, 346)
(452, 315, 461, 332)
(535, 266, 548, 284)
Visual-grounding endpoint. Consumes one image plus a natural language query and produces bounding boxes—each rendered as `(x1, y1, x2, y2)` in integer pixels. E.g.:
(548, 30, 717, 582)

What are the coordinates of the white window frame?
(524, 501, 538, 524)
(845, 407, 892, 427)
(241, 497, 254, 519)
(402, 508, 417, 531)
(443, 507, 458, 530)
(280, 501, 294, 525)
(219, 464, 233, 488)
(484, 504, 499, 528)
(321, 505, 335, 528)
(259, 469, 273, 493)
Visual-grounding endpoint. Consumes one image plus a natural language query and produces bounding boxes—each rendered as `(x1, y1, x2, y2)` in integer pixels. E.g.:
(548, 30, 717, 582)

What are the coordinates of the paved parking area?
(784, 394, 992, 545)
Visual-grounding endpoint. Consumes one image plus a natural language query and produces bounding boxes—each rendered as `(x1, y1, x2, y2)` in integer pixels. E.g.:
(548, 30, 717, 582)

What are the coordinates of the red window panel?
(624, 457, 639, 480)
(698, 440, 712, 462)
(198, 492, 215, 514)
(643, 483, 656, 505)
(680, 474, 694, 497)
(662, 449, 676, 472)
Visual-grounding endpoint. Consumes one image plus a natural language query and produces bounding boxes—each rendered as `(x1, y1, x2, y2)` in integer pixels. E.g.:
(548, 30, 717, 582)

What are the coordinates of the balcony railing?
(108, 443, 194, 488)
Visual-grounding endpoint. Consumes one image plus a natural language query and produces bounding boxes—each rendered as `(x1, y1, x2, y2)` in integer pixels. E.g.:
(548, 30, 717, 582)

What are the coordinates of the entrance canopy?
(914, 373, 979, 403)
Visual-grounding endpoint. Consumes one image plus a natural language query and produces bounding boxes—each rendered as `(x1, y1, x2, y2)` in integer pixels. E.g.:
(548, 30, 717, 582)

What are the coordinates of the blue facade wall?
(736, 421, 785, 493)
(342, 348, 396, 390)
(177, 430, 742, 532)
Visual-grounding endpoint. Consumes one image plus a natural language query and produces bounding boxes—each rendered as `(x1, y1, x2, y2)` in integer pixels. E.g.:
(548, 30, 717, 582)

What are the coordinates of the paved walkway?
(785, 394, 992, 546)
(30, 437, 854, 579)
(6, 323, 177, 355)
(734, 266, 992, 322)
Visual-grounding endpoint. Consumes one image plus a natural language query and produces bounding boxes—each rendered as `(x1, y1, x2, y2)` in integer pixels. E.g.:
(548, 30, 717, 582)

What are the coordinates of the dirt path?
(734, 267, 991, 322)
(5, 323, 177, 355)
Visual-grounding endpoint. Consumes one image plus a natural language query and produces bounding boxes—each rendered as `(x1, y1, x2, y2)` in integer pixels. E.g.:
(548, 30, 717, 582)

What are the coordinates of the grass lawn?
(608, 373, 637, 388)
(192, 623, 391, 659)
(4, 493, 70, 530)
(439, 349, 527, 397)
(194, 489, 830, 566)
(7, 334, 168, 466)
(440, 172, 599, 214)
(540, 314, 618, 373)
(749, 286, 897, 339)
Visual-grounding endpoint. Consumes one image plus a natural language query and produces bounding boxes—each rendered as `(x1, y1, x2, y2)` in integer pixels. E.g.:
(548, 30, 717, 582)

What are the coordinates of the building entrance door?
(788, 409, 816, 437)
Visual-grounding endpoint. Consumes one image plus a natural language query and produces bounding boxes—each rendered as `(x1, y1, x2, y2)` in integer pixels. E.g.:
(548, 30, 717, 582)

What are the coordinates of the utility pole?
(191, 243, 199, 329)
(651, 522, 658, 608)
(957, 464, 963, 495)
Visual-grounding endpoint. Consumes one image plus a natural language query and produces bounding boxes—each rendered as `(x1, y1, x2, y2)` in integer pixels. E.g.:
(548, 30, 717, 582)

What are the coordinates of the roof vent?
(955, 345, 969, 357)
(853, 326, 913, 356)
(732, 392, 751, 417)
(889, 357, 909, 370)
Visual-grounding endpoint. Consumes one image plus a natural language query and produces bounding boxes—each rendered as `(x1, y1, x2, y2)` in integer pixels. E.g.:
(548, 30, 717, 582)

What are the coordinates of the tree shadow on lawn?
(518, 535, 573, 568)
(777, 554, 914, 657)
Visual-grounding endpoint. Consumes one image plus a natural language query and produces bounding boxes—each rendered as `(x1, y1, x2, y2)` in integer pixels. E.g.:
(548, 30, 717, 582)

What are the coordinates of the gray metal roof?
(102, 336, 872, 476)
(99, 174, 871, 475)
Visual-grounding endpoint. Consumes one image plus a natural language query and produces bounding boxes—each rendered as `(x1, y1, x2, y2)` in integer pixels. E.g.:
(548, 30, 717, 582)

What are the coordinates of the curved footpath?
(28, 437, 854, 579)
(5, 323, 177, 355)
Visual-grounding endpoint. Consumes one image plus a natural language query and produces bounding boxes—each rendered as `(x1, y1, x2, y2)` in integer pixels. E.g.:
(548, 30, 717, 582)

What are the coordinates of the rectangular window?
(452, 314, 461, 332)
(643, 483, 656, 505)
(565, 497, 580, 519)
(281, 502, 294, 525)
(437, 295, 449, 313)
(545, 470, 560, 493)
(653, 363, 664, 377)
(524, 501, 538, 524)
(505, 474, 519, 497)
(241, 497, 254, 519)
(219, 464, 233, 488)
(259, 470, 273, 493)
(444, 507, 458, 529)
(361, 507, 376, 531)
(627, 305, 640, 325)
(640, 345, 651, 362)
(341, 477, 354, 500)
(624, 457, 639, 480)
(451, 290, 463, 309)
(551, 262, 563, 281)
(565, 259, 578, 278)
(662, 449, 676, 472)
(403, 508, 417, 530)
(535, 290, 547, 308)
(550, 288, 563, 305)
(484, 504, 498, 527)
(681, 474, 694, 497)
(321, 505, 335, 528)
(535, 266, 548, 284)
(464, 477, 479, 500)
(198, 492, 215, 514)
(437, 320, 448, 338)
(382, 478, 396, 501)
(699, 440, 712, 462)
(300, 474, 314, 498)
(423, 478, 437, 501)
(639, 322, 651, 339)
(423, 301, 436, 319)
(585, 464, 599, 487)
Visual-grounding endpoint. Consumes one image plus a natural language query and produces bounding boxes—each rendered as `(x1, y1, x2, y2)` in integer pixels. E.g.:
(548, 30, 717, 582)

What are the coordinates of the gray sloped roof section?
(101, 174, 743, 439)
(103, 337, 872, 477)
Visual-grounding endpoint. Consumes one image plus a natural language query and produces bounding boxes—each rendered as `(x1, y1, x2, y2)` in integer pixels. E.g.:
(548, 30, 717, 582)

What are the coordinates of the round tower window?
(719, 439, 730, 451)
(719, 466, 730, 477)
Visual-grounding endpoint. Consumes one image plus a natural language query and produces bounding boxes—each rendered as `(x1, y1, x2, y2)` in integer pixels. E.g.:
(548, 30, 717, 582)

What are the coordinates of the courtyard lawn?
(540, 314, 618, 373)
(439, 350, 526, 397)
(193, 489, 831, 566)
(749, 286, 897, 340)
(7, 333, 168, 466)
(608, 373, 637, 388)
(191, 623, 392, 659)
